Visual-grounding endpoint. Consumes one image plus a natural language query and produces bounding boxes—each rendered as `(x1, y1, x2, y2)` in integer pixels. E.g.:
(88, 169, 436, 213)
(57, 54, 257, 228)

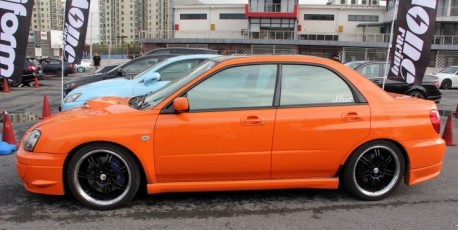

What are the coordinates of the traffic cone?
(1, 111, 16, 146)
(41, 96, 51, 119)
(2, 77, 10, 93)
(454, 105, 458, 119)
(442, 115, 456, 147)
(33, 75, 39, 88)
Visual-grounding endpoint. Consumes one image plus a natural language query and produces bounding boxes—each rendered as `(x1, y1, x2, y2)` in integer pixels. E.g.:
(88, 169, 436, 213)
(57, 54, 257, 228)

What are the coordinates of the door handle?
(241, 115, 266, 125)
(342, 112, 361, 121)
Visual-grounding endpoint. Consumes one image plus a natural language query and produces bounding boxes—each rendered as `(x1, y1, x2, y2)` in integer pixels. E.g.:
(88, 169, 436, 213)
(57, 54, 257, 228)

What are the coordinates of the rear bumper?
(16, 148, 67, 195)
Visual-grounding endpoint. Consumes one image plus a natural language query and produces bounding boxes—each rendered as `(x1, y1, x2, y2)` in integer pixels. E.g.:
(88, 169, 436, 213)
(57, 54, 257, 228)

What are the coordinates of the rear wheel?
(441, 79, 452, 89)
(407, 90, 425, 99)
(67, 144, 141, 210)
(342, 141, 405, 201)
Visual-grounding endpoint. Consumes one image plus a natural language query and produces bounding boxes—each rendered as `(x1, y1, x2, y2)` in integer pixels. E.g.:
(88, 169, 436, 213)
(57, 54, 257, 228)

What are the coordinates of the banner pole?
(382, 0, 399, 90)
(61, 4, 65, 104)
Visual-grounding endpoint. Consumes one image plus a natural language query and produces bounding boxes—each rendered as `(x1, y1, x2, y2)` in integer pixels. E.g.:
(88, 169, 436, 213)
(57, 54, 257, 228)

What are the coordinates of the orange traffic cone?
(454, 105, 458, 119)
(442, 115, 456, 146)
(33, 75, 39, 88)
(2, 111, 16, 146)
(2, 77, 10, 93)
(41, 96, 51, 119)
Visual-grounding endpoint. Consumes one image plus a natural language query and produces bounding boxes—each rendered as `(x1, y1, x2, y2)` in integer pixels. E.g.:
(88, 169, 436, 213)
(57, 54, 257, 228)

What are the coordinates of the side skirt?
(147, 178, 339, 194)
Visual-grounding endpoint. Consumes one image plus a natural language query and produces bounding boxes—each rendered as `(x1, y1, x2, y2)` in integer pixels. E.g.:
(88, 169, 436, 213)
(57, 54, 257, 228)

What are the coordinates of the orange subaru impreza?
(16, 55, 446, 210)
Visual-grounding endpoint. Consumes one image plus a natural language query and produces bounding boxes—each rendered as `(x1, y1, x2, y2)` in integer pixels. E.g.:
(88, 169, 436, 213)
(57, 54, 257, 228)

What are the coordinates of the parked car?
(75, 61, 93, 72)
(144, 47, 219, 56)
(61, 54, 219, 111)
(433, 66, 458, 89)
(94, 63, 125, 74)
(18, 55, 445, 210)
(5, 58, 42, 87)
(39, 58, 75, 76)
(63, 54, 178, 95)
(345, 61, 442, 103)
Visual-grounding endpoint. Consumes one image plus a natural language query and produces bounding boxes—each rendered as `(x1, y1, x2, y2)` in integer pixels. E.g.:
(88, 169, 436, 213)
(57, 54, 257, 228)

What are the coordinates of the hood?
(76, 77, 132, 91)
(32, 101, 136, 131)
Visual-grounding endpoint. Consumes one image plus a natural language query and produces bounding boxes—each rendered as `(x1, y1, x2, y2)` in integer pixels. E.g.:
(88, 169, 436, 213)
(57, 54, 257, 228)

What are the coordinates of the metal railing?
(139, 30, 458, 45)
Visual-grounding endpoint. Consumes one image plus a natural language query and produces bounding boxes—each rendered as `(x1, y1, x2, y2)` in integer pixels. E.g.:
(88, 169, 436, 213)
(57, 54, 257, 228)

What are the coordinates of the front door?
(154, 64, 278, 182)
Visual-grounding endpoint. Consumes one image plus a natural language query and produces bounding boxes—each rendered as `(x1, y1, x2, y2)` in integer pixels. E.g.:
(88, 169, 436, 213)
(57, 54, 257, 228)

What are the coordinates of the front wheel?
(341, 141, 405, 201)
(56, 70, 62, 77)
(67, 144, 141, 210)
(441, 79, 452, 89)
(77, 67, 85, 72)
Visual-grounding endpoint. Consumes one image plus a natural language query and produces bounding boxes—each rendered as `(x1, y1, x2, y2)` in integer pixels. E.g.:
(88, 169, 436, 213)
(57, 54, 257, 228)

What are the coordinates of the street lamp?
(117, 35, 128, 59)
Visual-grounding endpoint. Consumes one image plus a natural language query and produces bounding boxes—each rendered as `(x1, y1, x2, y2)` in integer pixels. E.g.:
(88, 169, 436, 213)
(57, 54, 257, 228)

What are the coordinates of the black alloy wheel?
(342, 141, 405, 201)
(67, 144, 141, 210)
(441, 79, 452, 89)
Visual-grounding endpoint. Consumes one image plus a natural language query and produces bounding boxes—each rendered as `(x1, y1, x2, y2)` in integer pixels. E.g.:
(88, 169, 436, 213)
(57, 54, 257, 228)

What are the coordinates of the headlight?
(64, 82, 77, 90)
(64, 93, 82, 103)
(23, 129, 41, 152)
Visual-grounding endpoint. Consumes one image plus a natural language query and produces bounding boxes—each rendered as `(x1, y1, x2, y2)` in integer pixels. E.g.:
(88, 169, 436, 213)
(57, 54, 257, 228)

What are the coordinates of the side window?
(280, 65, 354, 105)
(158, 59, 204, 81)
(357, 64, 380, 78)
(187, 65, 277, 110)
(123, 58, 159, 74)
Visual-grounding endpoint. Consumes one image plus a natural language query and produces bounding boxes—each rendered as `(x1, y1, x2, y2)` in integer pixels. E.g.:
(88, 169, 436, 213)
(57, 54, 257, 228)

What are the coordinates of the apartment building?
(31, 0, 64, 31)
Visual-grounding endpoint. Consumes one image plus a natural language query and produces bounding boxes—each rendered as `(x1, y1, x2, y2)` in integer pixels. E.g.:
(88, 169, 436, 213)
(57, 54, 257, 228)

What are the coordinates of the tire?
(67, 144, 141, 210)
(341, 141, 405, 201)
(407, 90, 425, 99)
(77, 67, 85, 73)
(56, 70, 63, 77)
(440, 79, 452, 89)
(10, 81, 21, 87)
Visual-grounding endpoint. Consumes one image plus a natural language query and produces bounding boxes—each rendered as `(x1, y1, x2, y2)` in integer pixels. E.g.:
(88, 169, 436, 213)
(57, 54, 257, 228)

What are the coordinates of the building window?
(348, 15, 379, 22)
(304, 14, 334, 21)
(220, 13, 247, 19)
(180, 14, 207, 20)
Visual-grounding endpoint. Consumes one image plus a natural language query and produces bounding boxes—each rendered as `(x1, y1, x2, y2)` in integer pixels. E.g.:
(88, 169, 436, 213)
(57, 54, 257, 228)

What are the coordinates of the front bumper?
(16, 148, 67, 195)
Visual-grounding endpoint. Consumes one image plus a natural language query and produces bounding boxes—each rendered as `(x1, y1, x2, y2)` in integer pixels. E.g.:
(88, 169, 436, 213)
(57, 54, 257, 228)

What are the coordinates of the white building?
(140, 0, 458, 68)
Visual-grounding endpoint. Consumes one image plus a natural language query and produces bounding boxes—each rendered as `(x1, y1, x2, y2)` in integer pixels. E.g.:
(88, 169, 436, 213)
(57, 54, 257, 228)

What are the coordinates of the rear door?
(272, 64, 371, 178)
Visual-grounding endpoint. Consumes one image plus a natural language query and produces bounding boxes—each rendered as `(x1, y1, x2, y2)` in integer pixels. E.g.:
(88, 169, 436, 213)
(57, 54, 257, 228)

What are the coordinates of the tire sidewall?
(66, 144, 141, 210)
(342, 140, 405, 201)
(441, 79, 452, 89)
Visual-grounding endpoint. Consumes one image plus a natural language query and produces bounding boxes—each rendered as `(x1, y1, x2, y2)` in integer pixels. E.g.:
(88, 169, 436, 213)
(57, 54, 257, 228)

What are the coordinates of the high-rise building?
(31, 0, 64, 31)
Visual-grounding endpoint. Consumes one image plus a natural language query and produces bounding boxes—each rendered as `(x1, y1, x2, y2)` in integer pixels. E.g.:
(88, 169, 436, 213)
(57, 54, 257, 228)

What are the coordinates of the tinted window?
(122, 58, 160, 74)
(158, 59, 205, 81)
(187, 65, 277, 110)
(280, 65, 354, 105)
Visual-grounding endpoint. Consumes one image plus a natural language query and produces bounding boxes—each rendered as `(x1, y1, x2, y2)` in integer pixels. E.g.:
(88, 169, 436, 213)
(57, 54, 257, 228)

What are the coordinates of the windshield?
(439, 66, 458, 74)
(138, 60, 216, 109)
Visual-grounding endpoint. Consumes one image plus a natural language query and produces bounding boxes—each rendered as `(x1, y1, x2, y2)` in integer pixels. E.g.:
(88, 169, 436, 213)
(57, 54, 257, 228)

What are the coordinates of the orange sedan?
(16, 55, 446, 210)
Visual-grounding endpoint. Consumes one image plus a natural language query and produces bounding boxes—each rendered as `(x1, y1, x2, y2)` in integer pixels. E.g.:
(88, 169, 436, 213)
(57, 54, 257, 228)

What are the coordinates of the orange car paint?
(16, 55, 445, 196)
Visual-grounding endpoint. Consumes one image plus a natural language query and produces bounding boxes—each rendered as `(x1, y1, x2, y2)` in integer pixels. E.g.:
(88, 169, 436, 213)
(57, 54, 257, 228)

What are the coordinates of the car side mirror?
(117, 68, 124, 77)
(143, 72, 160, 83)
(173, 97, 189, 113)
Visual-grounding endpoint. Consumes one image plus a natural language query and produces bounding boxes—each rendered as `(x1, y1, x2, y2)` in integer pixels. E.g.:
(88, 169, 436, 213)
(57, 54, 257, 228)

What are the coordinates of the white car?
(435, 66, 458, 89)
(75, 61, 93, 73)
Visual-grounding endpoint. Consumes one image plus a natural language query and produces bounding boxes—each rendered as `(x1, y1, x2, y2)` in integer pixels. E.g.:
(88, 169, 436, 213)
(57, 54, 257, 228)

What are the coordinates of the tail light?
(69, 64, 75, 68)
(433, 79, 439, 89)
(28, 65, 36, 71)
(430, 110, 440, 134)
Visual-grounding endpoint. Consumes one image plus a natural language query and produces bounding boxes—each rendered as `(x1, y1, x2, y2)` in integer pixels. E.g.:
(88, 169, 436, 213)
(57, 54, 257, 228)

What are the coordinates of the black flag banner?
(63, 0, 90, 65)
(0, 0, 34, 82)
(387, 0, 438, 85)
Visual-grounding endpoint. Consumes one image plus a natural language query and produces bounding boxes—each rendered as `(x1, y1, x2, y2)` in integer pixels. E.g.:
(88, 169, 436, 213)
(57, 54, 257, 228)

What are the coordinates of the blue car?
(61, 54, 219, 111)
